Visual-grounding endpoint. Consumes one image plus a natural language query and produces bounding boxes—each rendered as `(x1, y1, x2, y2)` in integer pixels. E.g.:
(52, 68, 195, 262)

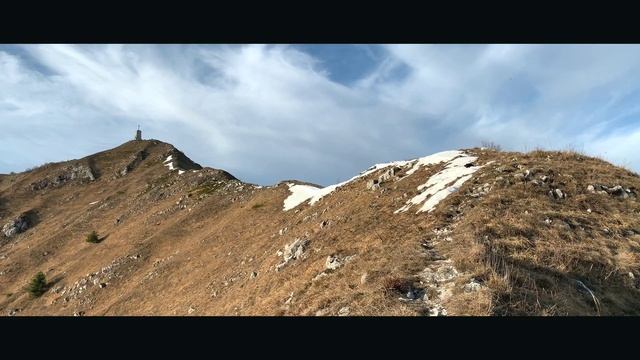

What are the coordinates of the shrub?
(86, 230, 100, 243)
(28, 272, 47, 297)
(481, 141, 502, 151)
(251, 203, 265, 209)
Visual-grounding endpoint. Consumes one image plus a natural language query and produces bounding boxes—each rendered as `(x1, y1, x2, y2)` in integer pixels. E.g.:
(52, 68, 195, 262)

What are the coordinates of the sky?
(1, 44, 639, 186)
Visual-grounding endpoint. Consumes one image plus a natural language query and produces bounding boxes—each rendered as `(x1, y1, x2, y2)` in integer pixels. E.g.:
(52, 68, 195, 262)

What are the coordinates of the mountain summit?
(1, 140, 639, 316)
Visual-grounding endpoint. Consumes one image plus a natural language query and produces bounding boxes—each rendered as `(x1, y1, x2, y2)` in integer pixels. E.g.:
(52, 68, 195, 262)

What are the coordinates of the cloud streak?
(1, 44, 639, 184)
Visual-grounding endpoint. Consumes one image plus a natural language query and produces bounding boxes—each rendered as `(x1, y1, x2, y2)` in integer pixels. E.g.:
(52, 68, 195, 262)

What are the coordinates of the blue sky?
(1, 44, 639, 185)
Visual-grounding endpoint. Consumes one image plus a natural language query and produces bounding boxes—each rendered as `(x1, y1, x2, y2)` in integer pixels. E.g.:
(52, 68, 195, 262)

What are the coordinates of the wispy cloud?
(1, 44, 639, 184)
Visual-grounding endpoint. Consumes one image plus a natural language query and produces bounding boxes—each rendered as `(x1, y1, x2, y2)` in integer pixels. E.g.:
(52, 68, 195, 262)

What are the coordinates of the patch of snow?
(283, 183, 321, 211)
(163, 155, 173, 163)
(282, 159, 415, 211)
(178, 170, 185, 175)
(395, 153, 482, 214)
(281, 150, 475, 212)
(404, 150, 466, 176)
(89, 201, 99, 205)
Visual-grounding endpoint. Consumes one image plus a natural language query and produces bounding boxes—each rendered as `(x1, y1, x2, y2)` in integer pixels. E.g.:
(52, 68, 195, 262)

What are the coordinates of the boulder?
(2, 215, 29, 237)
(549, 188, 566, 200)
(275, 238, 309, 271)
(325, 254, 356, 271)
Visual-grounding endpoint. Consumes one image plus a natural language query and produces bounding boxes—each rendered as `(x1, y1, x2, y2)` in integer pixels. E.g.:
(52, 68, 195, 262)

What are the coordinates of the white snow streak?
(395, 153, 481, 214)
(283, 183, 322, 211)
(281, 150, 479, 212)
(163, 154, 185, 174)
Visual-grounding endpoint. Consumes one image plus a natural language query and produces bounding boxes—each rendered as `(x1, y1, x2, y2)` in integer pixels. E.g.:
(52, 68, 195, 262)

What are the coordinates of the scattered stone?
(378, 167, 399, 183)
(250, 271, 257, 279)
(2, 214, 29, 237)
(549, 188, 566, 200)
(73, 311, 85, 317)
(540, 175, 549, 182)
(544, 218, 552, 225)
(420, 264, 458, 283)
(587, 184, 595, 193)
(188, 306, 196, 314)
(427, 304, 447, 316)
(320, 220, 330, 229)
(366, 179, 380, 190)
(337, 306, 350, 316)
(587, 208, 592, 213)
(463, 279, 483, 293)
(275, 238, 309, 271)
(325, 254, 356, 271)
(99, 283, 107, 288)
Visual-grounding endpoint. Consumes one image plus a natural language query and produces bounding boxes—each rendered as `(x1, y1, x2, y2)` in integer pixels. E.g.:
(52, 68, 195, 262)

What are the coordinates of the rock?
(250, 271, 257, 279)
(337, 306, 350, 316)
(544, 218, 552, 225)
(278, 227, 288, 236)
(2, 214, 29, 237)
(549, 188, 565, 200)
(188, 306, 196, 314)
(315, 308, 330, 316)
(463, 279, 483, 293)
(587, 184, 595, 193)
(378, 168, 398, 183)
(608, 185, 629, 199)
(420, 265, 458, 283)
(360, 272, 368, 284)
(325, 255, 342, 270)
(540, 175, 549, 182)
(73, 311, 85, 317)
(406, 288, 416, 300)
(319, 220, 330, 229)
(427, 304, 448, 316)
(366, 179, 379, 190)
(325, 254, 356, 271)
(587, 208, 592, 213)
(99, 283, 107, 288)
(275, 238, 309, 271)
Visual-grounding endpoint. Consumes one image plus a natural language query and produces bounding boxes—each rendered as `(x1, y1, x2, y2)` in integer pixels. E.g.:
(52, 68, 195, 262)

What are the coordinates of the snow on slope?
(395, 153, 480, 214)
(282, 150, 472, 212)
(163, 155, 185, 175)
(283, 183, 322, 211)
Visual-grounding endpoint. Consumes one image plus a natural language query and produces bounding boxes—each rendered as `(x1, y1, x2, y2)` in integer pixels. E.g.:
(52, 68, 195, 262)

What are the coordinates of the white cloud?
(1, 44, 639, 184)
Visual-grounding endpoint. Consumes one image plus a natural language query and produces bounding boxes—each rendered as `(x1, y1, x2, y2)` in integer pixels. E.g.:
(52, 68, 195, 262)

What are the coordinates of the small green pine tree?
(28, 272, 47, 297)
(86, 230, 100, 243)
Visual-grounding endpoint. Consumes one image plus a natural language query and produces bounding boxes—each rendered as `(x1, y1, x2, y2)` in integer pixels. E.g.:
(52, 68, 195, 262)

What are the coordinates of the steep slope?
(0, 141, 639, 316)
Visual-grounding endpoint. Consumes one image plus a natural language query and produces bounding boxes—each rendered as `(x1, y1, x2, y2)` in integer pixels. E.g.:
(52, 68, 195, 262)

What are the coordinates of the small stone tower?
(135, 125, 142, 141)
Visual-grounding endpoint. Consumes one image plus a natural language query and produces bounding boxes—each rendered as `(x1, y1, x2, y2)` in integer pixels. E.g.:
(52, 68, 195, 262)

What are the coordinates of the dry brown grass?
(1, 143, 638, 316)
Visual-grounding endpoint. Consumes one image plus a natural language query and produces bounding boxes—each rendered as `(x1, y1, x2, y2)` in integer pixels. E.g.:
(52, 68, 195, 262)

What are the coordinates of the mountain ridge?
(1, 140, 639, 316)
